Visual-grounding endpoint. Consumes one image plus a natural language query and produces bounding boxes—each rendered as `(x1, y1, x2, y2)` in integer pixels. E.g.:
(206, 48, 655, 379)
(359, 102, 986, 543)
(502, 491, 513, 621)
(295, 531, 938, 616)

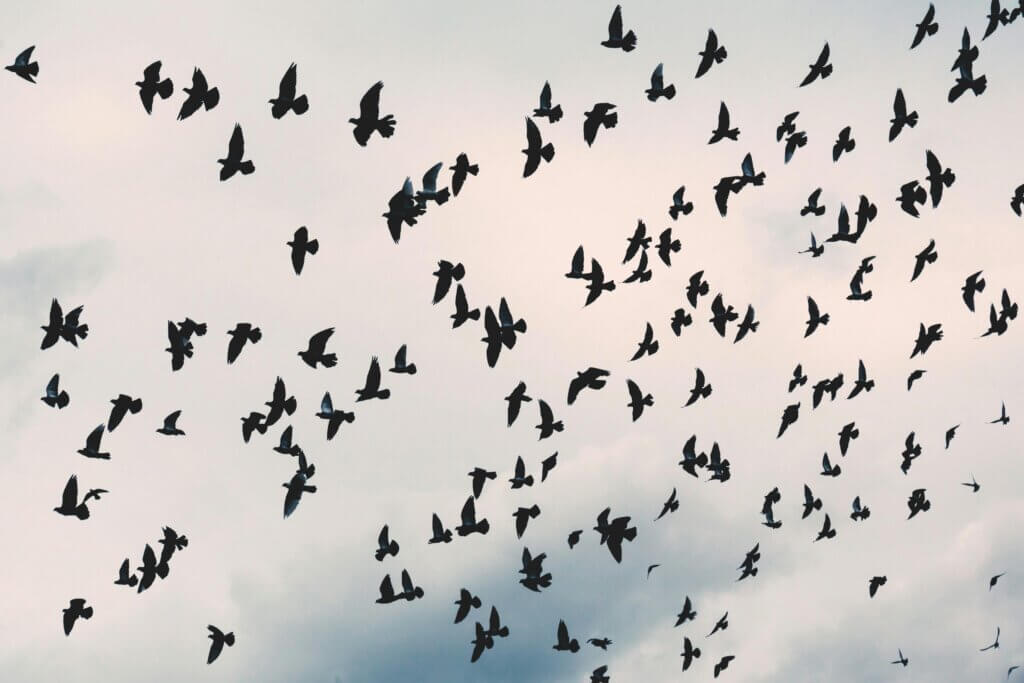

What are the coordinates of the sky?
(1, 1, 1023, 681)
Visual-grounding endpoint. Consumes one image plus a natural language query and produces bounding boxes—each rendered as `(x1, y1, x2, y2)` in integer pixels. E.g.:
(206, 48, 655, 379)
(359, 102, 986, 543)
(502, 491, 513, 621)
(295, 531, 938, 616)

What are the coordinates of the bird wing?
(607, 5, 623, 39)
(422, 162, 442, 193)
(61, 475, 78, 508)
(86, 424, 104, 451)
(461, 497, 476, 525)
(365, 356, 382, 390)
(228, 124, 245, 160)
(894, 88, 907, 117)
(539, 81, 552, 109)
(278, 63, 298, 100)
(651, 63, 664, 89)
(16, 45, 35, 65)
(359, 81, 383, 120)
(308, 327, 334, 353)
(807, 296, 820, 319)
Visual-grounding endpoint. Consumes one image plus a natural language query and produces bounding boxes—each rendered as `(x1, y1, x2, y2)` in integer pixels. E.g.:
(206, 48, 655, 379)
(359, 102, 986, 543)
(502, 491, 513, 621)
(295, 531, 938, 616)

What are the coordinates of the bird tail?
(249, 328, 263, 343)
(663, 84, 677, 100)
(906, 111, 918, 128)
(467, 308, 480, 321)
(130, 398, 142, 413)
(224, 633, 235, 646)
(523, 475, 534, 487)
(605, 112, 619, 129)
(57, 391, 70, 408)
(374, 549, 386, 561)
(622, 31, 637, 52)
(821, 64, 833, 78)
(623, 527, 638, 542)
(716, 47, 727, 63)
(239, 161, 255, 176)
(205, 87, 220, 110)
(75, 324, 89, 340)
(643, 394, 654, 407)
(552, 421, 564, 432)
(81, 606, 94, 620)
(549, 105, 563, 123)
(406, 363, 417, 375)
(378, 389, 391, 399)
(540, 143, 555, 163)
(513, 320, 527, 334)
(291, 95, 309, 115)
(820, 314, 830, 325)
(303, 484, 317, 493)
(321, 353, 337, 368)
(127, 575, 138, 587)
(476, 519, 490, 534)
(467, 163, 479, 176)
(284, 397, 297, 414)
(377, 114, 396, 138)
(26, 62, 39, 77)
(157, 79, 173, 100)
(306, 239, 319, 255)
(435, 188, 451, 205)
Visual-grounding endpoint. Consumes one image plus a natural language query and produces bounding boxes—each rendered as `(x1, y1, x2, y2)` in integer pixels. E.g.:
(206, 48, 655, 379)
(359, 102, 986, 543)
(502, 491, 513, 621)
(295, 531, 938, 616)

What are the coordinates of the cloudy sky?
(2, 1, 1023, 681)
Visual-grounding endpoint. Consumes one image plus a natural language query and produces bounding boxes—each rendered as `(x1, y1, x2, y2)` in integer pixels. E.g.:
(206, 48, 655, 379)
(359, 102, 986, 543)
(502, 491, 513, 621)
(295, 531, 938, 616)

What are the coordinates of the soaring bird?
(217, 124, 255, 181)
(696, 29, 727, 78)
(889, 88, 918, 141)
(54, 475, 106, 520)
(135, 61, 173, 114)
(910, 4, 938, 49)
(178, 68, 219, 120)
(646, 63, 676, 101)
(350, 81, 395, 145)
(5, 46, 39, 83)
(601, 5, 637, 52)
(522, 118, 555, 178)
(62, 599, 93, 636)
(269, 63, 309, 118)
(206, 625, 235, 664)
(800, 43, 833, 87)
(533, 81, 563, 123)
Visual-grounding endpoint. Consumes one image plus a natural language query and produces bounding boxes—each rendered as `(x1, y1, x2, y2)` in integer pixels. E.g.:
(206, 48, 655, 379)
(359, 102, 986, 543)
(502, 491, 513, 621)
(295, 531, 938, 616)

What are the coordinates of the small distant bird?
(646, 564, 660, 578)
(583, 258, 616, 305)
(355, 357, 391, 401)
(78, 424, 110, 460)
(522, 118, 555, 178)
(41, 299, 88, 349)
(535, 400, 563, 440)
(990, 573, 1005, 590)
(821, 453, 841, 477)
(553, 620, 579, 653)
(646, 63, 676, 101)
(734, 305, 759, 343)
(533, 81, 563, 123)
(962, 475, 980, 493)
(980, 627, 1001, 652)
(685, 368, 712, 407)
(709, 102, 739, 144)
(910, 323, 943, 358)
(778, 403, 800, 438)
(389, 345, 417, 375)
(805, 296, 830, 337)
(800, 43, 833, 87)
(298, 328, 337, 368)
(778, 112, 800, 141)
(800, 232, 824, 258)
(847, 359, 875, 399)
(583, 103, 618, 147)
(375, 525, 399, 561)
(505, 381, 533, 427)
(670, 308, 693, 336)
(156, 410, 185, 436)
(567, 367, 610, 405)
(588, 638, 612, 650)
(911, 4, 938, 49)
(1012, 185, 1024, 217)
(63, 599, 93, 636)
(889, 88, 918, 141)
(945, 425, 959, 449)
(623, 251, 652, 284)
(136, 543, 169, 593)
(925, 150, 955, 207)
(178, 68, 219, 120)
(714, 655, 736, 678)
(54, 475, 106, 520)
(907, 488, 931, 519)
(601, 5, 637, 52)
(269, 63, 309, 118)
(627, 379, 654, 422)
(696, 29, 727, 78)
(415, 162, 450, 207)
(541, 453, 557, 482)
(832, 126, 855, 162)
(655, 488, 678, 521)
(815, 513, 837, 541)
(709, 293, 738, 337)
(892, 649, 909, 667)
(136, 61, 173, 113)
(41, 374, 70, 409)
(350, 81, 395, 145)
(432, 260, 465, 305)
(114, 559, 138, 588)
(107, 394, 142, 432)
(789, 365, 807, 392)
(567, 529, 583, 549)
(590, 666, 610, 683)
(991, 402, 1010, 425)
(907, 369, 926, 391)
(315, 392, 354, 440)
(984, 0, 1011, 39)
(456, 496, 490, 536)
(851, 496, 871, 521)
(911, 239, 938, 281)
(513, 505, 541, 539)
(287, 227, 319, 275)
(6, 46, 38, 83)
(656, 228, 681, 267)
(962, 271, 986, 311)
(623, 219, 651, 263)
(631, 322, 659, 360)
(454, 589, 481, 624)
(802, 484, 823, 519)
(240, 412, 266, 443)
(681, 636, 702, 671)
(669, 186, 694, 219)
(429, 513, 453, 544)
(218, 124, 255, 181)
(869, 575, 887, 598)
(898, 180, 928, 217)
(594, 507, 637, 563)
(226, 323, 261, 364)
(282, 470, 317, 518)
(675, 596, 697, 626)
(207, 625, 235, 664)
(383, 177, 425, 243)
(264, 377, 297, 427)
(449, 153, 479, 196)
(1009, 664, 1020, 679)
(838, 421, 859, 456)
(707, 612, 729, 638)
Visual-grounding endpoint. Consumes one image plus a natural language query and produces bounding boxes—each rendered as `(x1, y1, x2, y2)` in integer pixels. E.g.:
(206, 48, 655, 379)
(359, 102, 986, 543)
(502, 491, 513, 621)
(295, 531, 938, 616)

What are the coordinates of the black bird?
(207, 626, 235, 665)
(670, 308, 693, 336)
(583, 103, 618, 147)
(225, 322, 262, 365)
(136, 543, 169, 593)
(62, 599, 93, 636)
(738, 153, 766, 187)
(588, 638, 612, 650)
(383, 177, 425, 243)
(553, 620, 579, 653)
(1012, 185, 1024, 217)
(709, 102, 739, 144)
(541, 452, 558, 481)
(265, 377, 297, 427)
(907, 488, 931, 519)
(991, 402, 1010, 425)
(783, 132, 807, 164)
(911, 239, 938, 281)
(685, 368, 712, 407)
(714, 655, 736, 678)
(240, 412, 266, 443)
(533, 81, 563, 123)
(707, 612, 729, 638)
(669, 186, 694, 219)
(590, 666, 610, 683)
(832, 126, 855, 162)
(583, 258, 617, 305)
(889, 89, 918, 141)
(177, 68, 219, 120)
(375, 525, 399, 561)
(54, 475, 106, 520)
(627, 379, 654, 422)
(432, 260, 465, 304)
(601, 5, 637, 52)
(838, 421, 859, 456)
(802, 484, 823, 519)
(737, 543, 761, 581)
(800, 232, 824, 257)
(282, 469, 316, 519)
(675, 596, 697, 626)
(165, 321, 193, 371)
(655, 487, 678, 521)
(454, 589, 481, 624)
(815, 513, 837, 541)
(287, 227, 318, 275)
(519, 546, 552, 592)
(389, 344, 417, 375)
(315, 392, 354, 440)
(962, 271, 986, 311)
(910, 323, 943, 358)
(505, 381, 532, 427)
(990, 573, 1005, 590)
(568, 367, 610, 405)
(269, 63, 309, 118)
(980, 627, 1001, 652)
(678, 435, 709, 477)
(821, 452, 841, 477)
(898, 180, 927, 217)
(949, 29, 987, 103)
(709, 293, 738, 337)
(594, 507, 637, 563)
(355, 357, 390, 401)
(470, 621, 494, 663)
(984, 0, 1011, 39)
(892, 649, 909, 667)
(657, 228, 681, 266)
(522, 118, 555, 178)
(218, 124, 254, 181)
(5, 46, 38, 83)
(298, 328, 337, 368)
(777, 111, 799, 141)
(513, 505, 541, 539)
(429, 513, 453, 544)
(680, 637, 702, 672)
(415, 162, 451, 207)
(449, 153, 479, 196)
(114, 559, 138, 588)
(350, 81, 395, 145)
(646, 63, 676, 101)
(901, 432, 922, 474)
(450, 284, 480, 329)
(851, 496, 871, 521)
(805, 297, 830, 337)
(78, 424, 110, 460)
(456, 496, 489, 536)
(535, 400, 563, 440)
(177, 318, 207, 340)
(962, 475, 980, 493)
(925, 150, 955, 207)
(713, 175, 743, 217)
(623, 219, 651, 263)
(907, 369, 926, 391)
(631, 322, 659, 360)
(687, 271, 710, 308)
(945, 425, 959, 449)
(734, 305, 759, 343)
(911, 4, 938, 49)
(869, 576, 887, 598)
(567, 530, 583, 549)
(135, 61, 173, 114)
(376, 575, 401, 605)
(156, 410, 185, 436)
(158, 526, 188, 566)
(800, 43, 833, 87)
(696, 29, 727, 78)
(41, 373, 70, 409)
(41, 299, 88, 349)
(848, 360, 875, 399)
(778, 403, 800, 438)
(623, 251, 652, 284)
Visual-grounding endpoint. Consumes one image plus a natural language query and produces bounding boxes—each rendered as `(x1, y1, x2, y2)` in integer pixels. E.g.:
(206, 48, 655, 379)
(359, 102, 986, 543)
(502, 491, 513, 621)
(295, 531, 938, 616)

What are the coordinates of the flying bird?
(583, 103, 618, 147)
(41, 374, 69, 409)
(911, 4, 938, 49)
(669, 186, 694, 219)
(5, 45, 38, 83)
(962, 271, 986, 311)
(805, 297, 830, 337)
(800, 43, 833, 87)
(226, 323, 261, 364)
(383, 177, 425, 243)
(627, 379, 654, 422)
(156, 410, 185, 436)
(522, 118, 555, 178)
(429, 513, 453, 544)
(415, 162, 450, 207)
(77, 424, 110, 460)
(631, 322, 659, 360)
(980, 627, 1001, 652)
(684, 368, 712, 407)
(696, 29, 727, 78)
(315, 392, 354, 440)
(62, 599, 93, 636)
(269, 63, 309, 118)
(206, 626, 235, 664)
(136, 61, 173, 113)
(454, 589, 481, 624)
(375, 525, 400, 561)
(990, 402, 1009, 425)
(601, 5, 637, 52)
(889, 88, 918, 141)
(708, 102, 739, 144)
(832, 126, 855, 162)
(567, 367, 610, 405)
(535, 400, 563, 440)
(449, 153, 479, 196)
(646, 63, 676, 101)
(217, 124, 254, 181)
(54, 475, 106, 520)
(655, 487, 678, 521)
(533, 81, 563, 123)
(298, 328, 337, 368)
(911, 239, 938, 281)
(553, 620, 579, 653)
(355, 356, 391, 401)
(178, 67, 219, 120)
(350, 81, 395, 145)
(925, 150, 955, 207)
(287, 227, 318, 275)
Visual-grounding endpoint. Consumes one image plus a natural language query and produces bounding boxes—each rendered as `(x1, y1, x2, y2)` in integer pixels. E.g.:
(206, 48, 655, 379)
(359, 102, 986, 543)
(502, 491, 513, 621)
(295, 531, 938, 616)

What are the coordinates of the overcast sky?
(2, 1, 1023, 681)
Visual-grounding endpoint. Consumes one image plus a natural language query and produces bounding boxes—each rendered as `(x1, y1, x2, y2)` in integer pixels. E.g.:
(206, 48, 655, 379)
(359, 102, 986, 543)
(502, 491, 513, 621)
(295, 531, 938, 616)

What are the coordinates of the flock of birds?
(14, 1, 1024, 679)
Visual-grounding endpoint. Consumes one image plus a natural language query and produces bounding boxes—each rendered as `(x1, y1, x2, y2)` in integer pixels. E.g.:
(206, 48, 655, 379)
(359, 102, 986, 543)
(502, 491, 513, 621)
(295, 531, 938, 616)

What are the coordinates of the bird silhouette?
(269, 63, 309, 118)
(454, 589, 481, 624)
(62, 599, 93, 636)
(805, 296, 830, 337)
(456, 496, 489, 536)
(685, 368, 712, 407)
(287, 227, 318, 275)
(114, 559, 138, 588)
(646, 63, 676, 101)
(889, 88, 918, 141)
(533, 81, 563, 123)
(980, 627, 1001, 651)
(962, 271, 986, 311)
(108, 394, 142, 432)
(429, 513, 453, 544)
(226, 323, 261, 364)
(156, 410, 185, 436)
(601, 5, 637, 52)
(6, 46, 38, 83)
(415, 162, 451, 207)
(522, 118, 555, 177)
(350, 81, 395, 145)
(583, 103, 618, 147)
(178, 68, 219, 120)
(553, 619, 579, 653)
(54, 475, 106, 520)
(41, 373, 70, 409)
(925, 150, 955, 207)
(990, 402, 1010, 425)
(709, 102, 739, 144)
(869, 576, 887, 598)
(218, 124, 254, 181)
(655, 487, 678, 521)
(513, 505, 541, 539)
(355, 357, 391, 401)
(78, 424, 110, 460)
(136, 61, 173, 114)
(450, 153, 479, 196)
(207, 626, 235, 664)
(383, 177, 425, 243)
(315, 392, 354, 440)
(911, 239, 938, 281)
(568, 367, 610, 405)
(911, 4, 938, 49)
(298, 328, 337, 368)
(375, 525, 400, 561)
(680, 636, 702, 671)
(832, 126, 855, 162)
(800, 43, 833, 86)
(535, 400, 563, 440)
(669, 186, 694, 219)
(631, 322, 659, 360)
(627, 379, 654, 422)
(696, 29, 727, 78)
(892, 649, 909, 666)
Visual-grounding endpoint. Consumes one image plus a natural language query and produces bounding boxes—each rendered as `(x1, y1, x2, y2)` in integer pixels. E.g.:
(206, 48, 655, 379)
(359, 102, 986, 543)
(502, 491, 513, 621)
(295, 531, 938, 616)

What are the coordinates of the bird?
(135, 61, 173, 114)
(62, 599, 93, 636)
(851, 496, 871, 521)
(647, 564, 660, 578)
(778, 403, 800, 438)
(734, 305, 759, 343)
(832, 126, 855, 162)
(298, 328, 337, 368)
(707, 612, 729, 638)
(984, 0, 1010, 39)
(315, 392, 354, 440)
(670, 308, 693, 336)
(601, 5, 637, 52)
(553, 620, 579, 653)
(925, 150, 955, 207)
(567, 367, 610, 405)
(907, 488, 931, 519)
(355, 357, 391, 401)
(207, 626, 235, 664)
(583, 258, 616, 306)
(910, 323, 943, 358)
(414, 162, 450, 207)
(240, 412, 266, 443)
(156, 410, 185, 436)
(432, 260, 465, 305)
(5, 46, 38, 83)
(594, 507, 637, 563)
(389, 344, 417, 375)
(287, 227, 319, 275)
(945, 425, 959, 449)
(114, 559, 138, 588)
(226, 323, 261, 364)
(177, 67, 219, 120)
(41, 373, 70, 409)
(269, 63, 309, 118)
(907, 369, 926, 390)
(522, 118, 555, 177)
(450, 284, 480, 329)
(583, 103, 618, 147)
(350, 81, 395, 145)
(889, 88, 918, 141)
(949, 29, 987, 103)
(429, 513, 453, 544)
(456, 496, 489, 536)
(898, 180, 927, 217)
(217, 124, 255, 181)
(107, 394, 142, 432)
(627, 379, 654, 422)
(714, 655, 736, 678)
(505, 382, 532, 427)
(165, 321, 194, 372)
(911, 4, 938, 49)
(991, 402, 1010, 425)
(264, 377, 297, 427)
(454, 589, 481, 624)
(588, 638, 612, 650)
(590, 666, 610, 683)
(687, 271, 710, 308)
(675, 596, 697, 626)
(708, 102, 739, 144)
(41, 299, 88, 349)
(77, 424, 110, 460)
(375, 525, 400, 561)
(449, 153, 479, 196)
(805, 297, 830, 337)
(696, 29, 727, 78)
(282, 469, 317, 518)
(911, 239, 938, 281)
(838, 422, 860, 456)
(777, 111, 800, 141)
(980, 627, 1001, 652)
(535, 400, 563, 440)
(891, 649, 909, 667)
(800, 43, 833, 87)
(962, 271, 986, 311)
(847, 360, 875, 399)
(709, 293, 738, 337)
(802, 485, 823, 519)
(962, 476, 980, 493)
(799, 232, 824, 258)
(685, 368, 712, 407)
(869, 576, 887, 598)
(783, 130, 808, 164)
(519, 546, 552, 592)
(1012, 185, 1024, 217)
(714, 175, 743, 217)
(513, 505, 541, 539)
(631, 322, 659, 360)
(533, 81, 563, 123)
(136, 543, 169, 593)
(789, 365, 808, 392)
(623, 220, 651, 263)
(821, 453, 841, 477)
(990, 573, 1005, 590)
(646, 63, 676, 101)
(567, 530, 583, 549)
(1009, 665, 1020, 680)
(815, 513, 837, 541)
(383, 177, 425, 243)
(680, 637, 702, 672)
(739, 153, 766, 187)
(669, 186, 694, 219)
(655, 488, 678, 521)
(54, 475, 106, 520)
